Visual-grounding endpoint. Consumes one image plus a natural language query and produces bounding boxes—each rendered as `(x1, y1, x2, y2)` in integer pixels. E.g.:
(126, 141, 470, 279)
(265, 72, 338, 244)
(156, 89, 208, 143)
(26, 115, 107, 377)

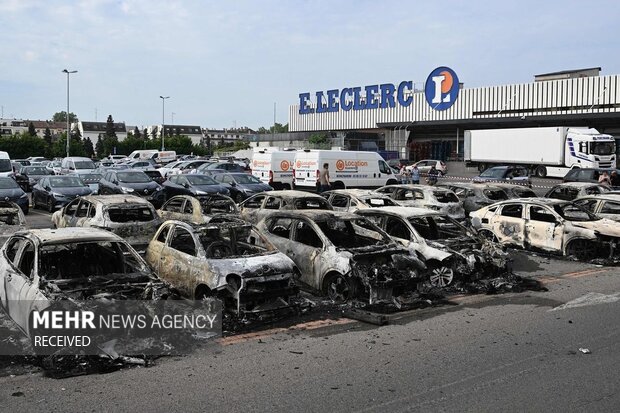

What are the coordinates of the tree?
(308, 133, 331, 149)
(257, 123, 289, 134)
(134, 126, 141, 139)
(28, 122, 37, 137)
(83, 137, 95, 158)
(95, 136, 104, 157)
(105, 115, 117, 139)
(43, 127, 53, 145)
(52, 111, 77, 123)
(143, 128, 149, 140)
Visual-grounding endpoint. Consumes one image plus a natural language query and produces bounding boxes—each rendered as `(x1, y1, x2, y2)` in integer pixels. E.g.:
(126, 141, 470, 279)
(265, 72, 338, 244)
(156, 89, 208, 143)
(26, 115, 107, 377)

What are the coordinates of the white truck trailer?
(464, 127, 616, 178)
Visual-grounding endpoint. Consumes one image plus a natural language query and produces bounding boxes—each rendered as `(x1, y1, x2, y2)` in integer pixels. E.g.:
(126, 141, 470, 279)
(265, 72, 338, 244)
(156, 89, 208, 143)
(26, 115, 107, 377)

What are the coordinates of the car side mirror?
(112, 180, 118, 185)
(183, 183, 190, 188)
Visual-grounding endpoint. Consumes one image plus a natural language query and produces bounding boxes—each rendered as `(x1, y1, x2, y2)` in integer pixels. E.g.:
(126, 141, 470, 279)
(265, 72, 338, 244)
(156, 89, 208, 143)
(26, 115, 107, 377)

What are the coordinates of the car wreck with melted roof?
(0, 201, 27, 246)
(256, 210, 425, 303)
(356, 207, 507, 287)
(375, 185, 466, 220)
(239, 190, 333, 225)
(321, 189, 399, 212)
(158, 194, 238, 224)
(0, 228, 172, 338)
(145, 219, 299, 315)
(469, 198, 620, 262)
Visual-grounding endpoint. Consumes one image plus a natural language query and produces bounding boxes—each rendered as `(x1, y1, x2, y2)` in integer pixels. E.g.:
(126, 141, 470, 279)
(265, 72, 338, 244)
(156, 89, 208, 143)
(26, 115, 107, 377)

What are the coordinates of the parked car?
(257, 210, 423, 303)
(211, 172, 273, 203)
(563, 168, 620, 184)
(15, 166, 51, 191)
(437, 182, 508, 214)
(127, 159, 158, 170)
(145, 219, 298, 315)
(387, 159, 414, 169)
(573, 194, 620, 222)
(0, 177, 29, 213)
(158, 194, 238, 224)
(32, 175, 93, 212)
(321, 189, 399, 212)
(74, 172, 103, 194)
(490, 183, 537, 199)
(0, 201, 27, 245)
(60, 156, 97, 175)
(51, 195, 162, 252)
(98, 170, 164, 207)
(161, 174, 230, 200)
(375, 185, 466, 220)
(0, 228, 171, 339)
(157, 160, 186, 177)
(469, 198, 620, 261)
(239, 190, 333, 224)
(45, 160, 62, 175)
(544, 182, 610, 201)
(406, 159, 447, 175)
(203, 161, 249, 173)
(143, 169, 165, 185)
(356, 207, 507, 286)
(472, 166, 532, 187)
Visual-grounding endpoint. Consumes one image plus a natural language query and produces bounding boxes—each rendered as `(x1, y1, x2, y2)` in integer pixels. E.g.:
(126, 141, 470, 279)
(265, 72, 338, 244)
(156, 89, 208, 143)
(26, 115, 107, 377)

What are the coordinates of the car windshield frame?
(74, 160, 96, 170)
(553, 202, 601, 222)
(49, 176, 85, 188)
(117, 171, 152, 183)
(230, 174, 261, 184)
(186, 175, 218, 185)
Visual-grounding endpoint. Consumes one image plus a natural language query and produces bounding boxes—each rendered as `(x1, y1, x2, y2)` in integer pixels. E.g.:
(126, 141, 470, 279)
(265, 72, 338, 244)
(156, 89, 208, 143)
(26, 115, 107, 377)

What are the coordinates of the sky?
(1, 0, 619, 130)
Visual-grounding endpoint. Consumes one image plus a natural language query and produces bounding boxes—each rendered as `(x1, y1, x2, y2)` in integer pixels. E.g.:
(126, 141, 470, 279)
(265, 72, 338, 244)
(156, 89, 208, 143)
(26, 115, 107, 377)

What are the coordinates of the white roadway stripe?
(550, 292, 620, 311)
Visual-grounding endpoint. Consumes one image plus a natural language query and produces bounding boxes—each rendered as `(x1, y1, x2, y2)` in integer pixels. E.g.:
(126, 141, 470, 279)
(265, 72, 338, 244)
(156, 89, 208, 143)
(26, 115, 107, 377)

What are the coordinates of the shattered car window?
(553, 203, 600, 221)
(600, 201, 620, 215)
(573, 199, 598, 212)
(107, 206, 155, 223)
(0, 210, 20, 225)
(365, 197, 397, 207)
(408, 215, 470, 241)
(316, 217, 388, 248)
(433, 191, 459, 203)
(268, 217, 293, 238)
(199, 197, 237, 215)
(293, 198, 331, 210)
(512, 187, 536, 198)
(39, 241, 149, 282)
(483, 189, 508, 201)
(198, 223, 272, 258)
(293, 221, 323, 248)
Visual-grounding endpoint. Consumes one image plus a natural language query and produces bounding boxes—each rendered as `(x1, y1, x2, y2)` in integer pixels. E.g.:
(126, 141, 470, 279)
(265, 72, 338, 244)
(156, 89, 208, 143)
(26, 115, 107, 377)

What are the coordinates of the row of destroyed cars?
(2, 180, 620, 344)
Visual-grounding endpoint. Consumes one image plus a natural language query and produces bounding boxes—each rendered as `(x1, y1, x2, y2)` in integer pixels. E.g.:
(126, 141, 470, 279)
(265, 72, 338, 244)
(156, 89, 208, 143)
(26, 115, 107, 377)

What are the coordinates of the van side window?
(378, 161, 391, 174)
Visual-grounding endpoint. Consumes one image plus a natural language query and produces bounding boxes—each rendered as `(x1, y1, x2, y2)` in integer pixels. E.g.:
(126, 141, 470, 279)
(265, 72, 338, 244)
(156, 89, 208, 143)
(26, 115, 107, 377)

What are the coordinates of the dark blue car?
(161, 174, 230, 200)
(212, 172, 272, 202)
(98, 170, 164, 207)
(32, 175, 93, 212)
(0, 177, 29, 213)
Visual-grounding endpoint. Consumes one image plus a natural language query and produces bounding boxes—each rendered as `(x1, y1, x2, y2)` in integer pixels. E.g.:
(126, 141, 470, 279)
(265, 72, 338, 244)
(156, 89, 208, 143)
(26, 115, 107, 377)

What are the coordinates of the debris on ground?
(579, 348, 591, 354)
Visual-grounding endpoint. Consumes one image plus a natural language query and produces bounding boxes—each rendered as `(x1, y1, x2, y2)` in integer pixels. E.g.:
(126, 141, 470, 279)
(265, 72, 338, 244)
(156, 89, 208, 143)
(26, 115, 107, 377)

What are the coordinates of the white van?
(293, 149, 398, 190)
(61, 156, 97, 174)
(0, 151, 13, 177)
(125, 150, 176, 164)
(251, 148, 296, 190)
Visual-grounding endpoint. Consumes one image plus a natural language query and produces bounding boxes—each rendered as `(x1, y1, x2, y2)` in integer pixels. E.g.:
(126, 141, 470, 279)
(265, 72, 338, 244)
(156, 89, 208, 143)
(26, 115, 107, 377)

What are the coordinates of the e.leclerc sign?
(298, 67, 459, 115)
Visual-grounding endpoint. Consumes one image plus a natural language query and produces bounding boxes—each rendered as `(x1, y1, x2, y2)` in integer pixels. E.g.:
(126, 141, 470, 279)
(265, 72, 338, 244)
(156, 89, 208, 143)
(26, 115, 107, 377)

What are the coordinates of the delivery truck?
(251, 147, 296, 190)
(464, 127, 616, 178)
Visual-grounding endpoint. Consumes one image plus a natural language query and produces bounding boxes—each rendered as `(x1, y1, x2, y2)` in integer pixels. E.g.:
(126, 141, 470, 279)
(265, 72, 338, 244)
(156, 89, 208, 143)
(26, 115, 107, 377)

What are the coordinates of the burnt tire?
(565, 239, 598, 261)
(478, 229, 499, 243)
(324, 273, 354, 303)
(428, 264, 454, 288)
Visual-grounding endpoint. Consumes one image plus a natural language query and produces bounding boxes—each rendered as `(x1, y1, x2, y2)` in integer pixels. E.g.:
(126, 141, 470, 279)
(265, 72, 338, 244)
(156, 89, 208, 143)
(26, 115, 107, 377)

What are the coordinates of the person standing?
(400, 165, 408, 184)
(427, 165, 439, 186)
(410, 165, 420, 185)
(599, 171, 611, 186)
(318, 162, 330, 193)
(611, 170, 620, 187)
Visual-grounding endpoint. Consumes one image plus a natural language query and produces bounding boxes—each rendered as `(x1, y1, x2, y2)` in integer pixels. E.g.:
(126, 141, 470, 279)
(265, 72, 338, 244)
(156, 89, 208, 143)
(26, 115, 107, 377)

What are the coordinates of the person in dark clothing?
(610, 170, 620, 187)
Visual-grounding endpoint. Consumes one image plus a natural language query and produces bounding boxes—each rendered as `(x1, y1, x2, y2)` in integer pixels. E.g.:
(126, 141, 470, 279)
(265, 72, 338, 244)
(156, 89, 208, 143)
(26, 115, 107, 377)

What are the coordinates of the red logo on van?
(336, 160, 345, 171)
(296, 160, 301, 169)
(280, 160, 290, 171)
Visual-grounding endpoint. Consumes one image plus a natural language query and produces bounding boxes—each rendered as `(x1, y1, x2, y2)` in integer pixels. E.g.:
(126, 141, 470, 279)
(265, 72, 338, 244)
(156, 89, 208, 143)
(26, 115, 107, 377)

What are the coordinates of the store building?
(288, 67, 620, 161)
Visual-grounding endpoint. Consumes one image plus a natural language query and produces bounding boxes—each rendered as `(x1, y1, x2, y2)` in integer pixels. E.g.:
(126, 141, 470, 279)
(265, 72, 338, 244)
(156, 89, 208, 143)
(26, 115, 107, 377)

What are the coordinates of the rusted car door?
(490, 204, 525, 247)
(160, 225, 200, 297)
(525, 205, 563, 252)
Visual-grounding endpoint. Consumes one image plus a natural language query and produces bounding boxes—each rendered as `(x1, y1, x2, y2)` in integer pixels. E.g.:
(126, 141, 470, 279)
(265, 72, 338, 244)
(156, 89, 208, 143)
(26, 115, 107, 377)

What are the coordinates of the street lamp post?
(159, 96, 170, 151)
(62, 69, 77, 157)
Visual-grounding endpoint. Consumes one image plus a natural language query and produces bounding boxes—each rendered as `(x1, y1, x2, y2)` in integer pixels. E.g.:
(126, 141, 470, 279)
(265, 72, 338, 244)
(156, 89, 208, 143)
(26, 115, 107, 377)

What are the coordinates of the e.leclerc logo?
(424, 66, 459, 111)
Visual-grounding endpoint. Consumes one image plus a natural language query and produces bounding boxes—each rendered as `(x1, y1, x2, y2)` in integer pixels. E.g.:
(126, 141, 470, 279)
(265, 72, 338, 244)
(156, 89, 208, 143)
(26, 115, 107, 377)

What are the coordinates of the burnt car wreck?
(145, 218, 299, 316)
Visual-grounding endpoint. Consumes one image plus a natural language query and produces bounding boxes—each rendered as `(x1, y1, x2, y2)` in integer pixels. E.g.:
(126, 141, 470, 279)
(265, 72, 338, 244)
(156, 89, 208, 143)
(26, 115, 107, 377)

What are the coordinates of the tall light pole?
(63, 69, 77, 157)
(159, 95, 169, 150)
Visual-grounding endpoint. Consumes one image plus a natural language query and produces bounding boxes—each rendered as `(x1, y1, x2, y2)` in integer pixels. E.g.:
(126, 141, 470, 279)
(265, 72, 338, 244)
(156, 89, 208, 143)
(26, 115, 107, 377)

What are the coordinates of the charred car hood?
(208, 251, 295, 279)
(571, 219, 620, 237)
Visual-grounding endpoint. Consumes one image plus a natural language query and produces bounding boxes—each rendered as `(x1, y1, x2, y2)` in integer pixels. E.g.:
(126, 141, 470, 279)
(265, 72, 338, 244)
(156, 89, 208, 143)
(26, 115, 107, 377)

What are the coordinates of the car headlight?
(120, 186, 134, 193)
(51, 192, 64, 197)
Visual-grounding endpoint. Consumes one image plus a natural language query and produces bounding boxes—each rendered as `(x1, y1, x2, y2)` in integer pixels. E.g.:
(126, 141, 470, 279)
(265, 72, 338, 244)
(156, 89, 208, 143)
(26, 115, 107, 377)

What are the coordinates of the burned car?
(0, 228, 170, 338)
(490, 183, 537, 199)
(437, 182, 509, 214)
(544, 182, 610, 201)
(0, 201, 27, 246)
(573, 194, 620, 222)
(356, 207, 507, 287)
(51, 195, 161, 252)
(321, 189, 398, 212)
(239, 190, 332, 225)
(145, 219, 298, 315)
(375, 185, 466, 220)
(256, 210, 424, 303)
(158, 194, 238, 224)
(469, 198, 620, 262)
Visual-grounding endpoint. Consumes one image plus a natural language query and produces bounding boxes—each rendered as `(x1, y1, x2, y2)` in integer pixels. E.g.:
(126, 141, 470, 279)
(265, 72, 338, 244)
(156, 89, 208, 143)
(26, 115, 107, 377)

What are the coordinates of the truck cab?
(565, 129, 616, 170)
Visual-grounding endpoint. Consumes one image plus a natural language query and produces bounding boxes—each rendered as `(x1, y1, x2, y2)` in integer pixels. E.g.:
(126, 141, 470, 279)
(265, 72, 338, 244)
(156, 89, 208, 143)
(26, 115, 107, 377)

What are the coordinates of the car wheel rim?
(327, 275, 350, 302)
(429, 267, 454, 287)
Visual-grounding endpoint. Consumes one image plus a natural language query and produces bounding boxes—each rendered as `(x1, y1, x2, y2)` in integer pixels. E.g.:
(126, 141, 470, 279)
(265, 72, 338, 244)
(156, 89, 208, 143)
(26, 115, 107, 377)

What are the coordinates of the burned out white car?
(256, 210, 424, 303)
(375, 185, 465, 220)
(239, 190, 332, 225)
(0, 201, 27, 246)
(158, 194, 238, 224)
(51, 195, 161, 253)
(0, 228, 170, 338)
(145, 219, 299, 315)
(356, 207, 507, 287)
(573, 194, 620, 222)
(437, 182, 509, 214)
(321, 189, 398, 212)
(469, 198, 620, 261)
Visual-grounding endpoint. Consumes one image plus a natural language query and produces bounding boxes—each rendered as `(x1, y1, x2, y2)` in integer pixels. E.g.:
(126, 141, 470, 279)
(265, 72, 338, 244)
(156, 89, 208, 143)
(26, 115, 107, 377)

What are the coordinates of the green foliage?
(257, 123, 288, 134)
(95, 136, 104, 157)
(308, 133, 331, 149)
(52, 111, 77, 122)
(83, 137, 95, 158)
(0, 132, 47, 159)
(105, 115, 117, 139)
(214, 140, 251, 153)
(28, 122, 36, 137)
(43, 127, 52, 145)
